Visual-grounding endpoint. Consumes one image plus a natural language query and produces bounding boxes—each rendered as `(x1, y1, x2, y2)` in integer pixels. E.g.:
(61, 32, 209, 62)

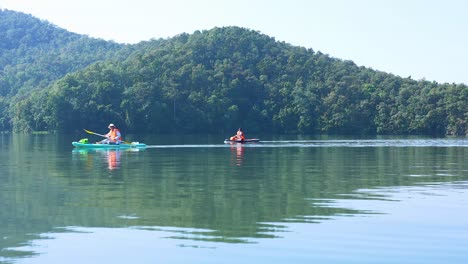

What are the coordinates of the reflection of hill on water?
(1, 139, 466, 260)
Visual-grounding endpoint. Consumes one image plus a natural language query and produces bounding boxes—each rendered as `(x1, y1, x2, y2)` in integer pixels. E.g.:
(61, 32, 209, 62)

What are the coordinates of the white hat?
(108, 123, 115, 128)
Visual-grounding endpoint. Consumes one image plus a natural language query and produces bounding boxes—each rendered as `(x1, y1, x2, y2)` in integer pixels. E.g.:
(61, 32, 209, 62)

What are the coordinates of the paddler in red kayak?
(230, 128, 245, 141)
(97, 123, 122, 144)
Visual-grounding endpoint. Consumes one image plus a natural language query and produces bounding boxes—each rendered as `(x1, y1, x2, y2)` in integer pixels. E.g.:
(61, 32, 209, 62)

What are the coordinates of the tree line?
(1, 10, 466, 135)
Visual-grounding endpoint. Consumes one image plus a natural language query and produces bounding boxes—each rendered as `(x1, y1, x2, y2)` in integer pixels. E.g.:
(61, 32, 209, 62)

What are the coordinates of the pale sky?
(1, 0, 468, 84)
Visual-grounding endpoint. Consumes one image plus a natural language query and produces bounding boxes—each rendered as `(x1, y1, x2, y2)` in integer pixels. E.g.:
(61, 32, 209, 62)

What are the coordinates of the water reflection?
(229, 144, 244, 166)
(72, 149, 126, 170)
(5, 183, 468, 264)
(1, 135, 467, 264)
(106, 150, 121, 170)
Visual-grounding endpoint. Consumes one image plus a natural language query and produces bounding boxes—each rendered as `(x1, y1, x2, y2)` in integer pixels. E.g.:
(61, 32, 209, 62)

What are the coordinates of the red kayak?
(224, 138, 260, 143)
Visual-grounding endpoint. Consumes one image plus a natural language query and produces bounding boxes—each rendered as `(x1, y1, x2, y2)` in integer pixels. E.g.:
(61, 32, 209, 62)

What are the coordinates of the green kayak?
(72, 141, 147, 149)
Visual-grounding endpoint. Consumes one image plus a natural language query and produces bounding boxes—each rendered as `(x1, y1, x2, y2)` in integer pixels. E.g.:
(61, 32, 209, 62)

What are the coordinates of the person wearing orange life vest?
(230, 128, 245, 141)
(97, 123, 122, 144)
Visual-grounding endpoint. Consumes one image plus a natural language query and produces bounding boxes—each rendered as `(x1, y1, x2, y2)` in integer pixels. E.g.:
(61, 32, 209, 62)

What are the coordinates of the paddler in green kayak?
(97, 123, 122, 144)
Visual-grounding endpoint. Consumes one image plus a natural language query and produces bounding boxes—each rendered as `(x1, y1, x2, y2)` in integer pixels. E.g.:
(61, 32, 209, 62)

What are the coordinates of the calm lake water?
(1, 134, 467, 264)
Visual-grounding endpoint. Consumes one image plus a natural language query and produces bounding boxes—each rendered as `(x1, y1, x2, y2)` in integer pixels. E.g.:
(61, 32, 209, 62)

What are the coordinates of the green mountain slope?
(2, 10, 466, 135)
(0, 9, 125, 129)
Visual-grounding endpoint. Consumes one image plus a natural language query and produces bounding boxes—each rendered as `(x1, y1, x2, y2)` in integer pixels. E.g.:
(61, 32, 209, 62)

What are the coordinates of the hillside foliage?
(1, 10, 466, 135)
(0, 9, 125, 129)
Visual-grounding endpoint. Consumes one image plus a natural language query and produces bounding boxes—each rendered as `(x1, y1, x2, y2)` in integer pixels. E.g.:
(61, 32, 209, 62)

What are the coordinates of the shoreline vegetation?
(0, 9, 466, 136)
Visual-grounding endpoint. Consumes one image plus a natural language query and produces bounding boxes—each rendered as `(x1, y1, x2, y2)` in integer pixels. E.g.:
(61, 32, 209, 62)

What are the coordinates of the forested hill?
(0, 9, 125, 129)
(2, 10, 467, 135)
